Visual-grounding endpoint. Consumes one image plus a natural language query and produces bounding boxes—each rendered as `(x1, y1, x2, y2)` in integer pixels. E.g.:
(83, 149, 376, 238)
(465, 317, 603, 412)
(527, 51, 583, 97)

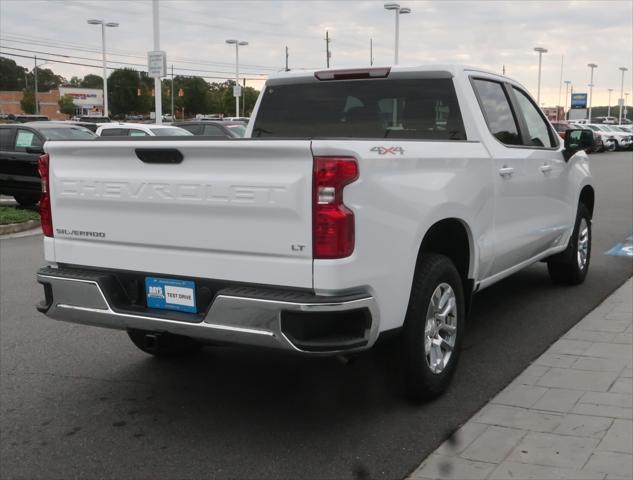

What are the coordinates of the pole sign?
(233, 85, 242, 98)
(148, 51, 167, 78)
(570, 93, 588, 109)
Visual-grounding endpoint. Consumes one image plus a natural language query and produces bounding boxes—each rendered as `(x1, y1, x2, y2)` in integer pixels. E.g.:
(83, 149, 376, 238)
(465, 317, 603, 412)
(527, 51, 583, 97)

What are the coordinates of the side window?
(100, 128, 126, 136)
(180, 125, 202, 135)
(203, 124, 225, 136)
(512, 88, 555, 148)
(128, 129, 149, 137)
(0, 128, 14, 151)
(472, 79, 522, 146)
(14, 129, 43, 151)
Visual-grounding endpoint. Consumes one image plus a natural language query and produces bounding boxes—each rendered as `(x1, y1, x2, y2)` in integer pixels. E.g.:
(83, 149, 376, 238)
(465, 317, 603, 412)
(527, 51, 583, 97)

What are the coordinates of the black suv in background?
(0, 122, 95, 206)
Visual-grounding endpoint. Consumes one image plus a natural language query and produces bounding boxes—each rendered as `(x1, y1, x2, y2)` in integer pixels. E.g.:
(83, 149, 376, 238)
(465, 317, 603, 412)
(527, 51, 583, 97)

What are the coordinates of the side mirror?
(563, 129, 594, 161)
(26, 146, 45, 154)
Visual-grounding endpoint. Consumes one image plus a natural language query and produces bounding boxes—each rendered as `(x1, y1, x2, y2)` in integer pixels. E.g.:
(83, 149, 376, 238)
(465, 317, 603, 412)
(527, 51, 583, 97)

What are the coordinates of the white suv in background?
(95, 123, 193, 137)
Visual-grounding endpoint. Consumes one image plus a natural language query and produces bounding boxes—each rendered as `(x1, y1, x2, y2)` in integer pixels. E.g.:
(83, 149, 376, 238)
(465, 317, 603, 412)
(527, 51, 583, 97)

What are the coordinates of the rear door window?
(252, 77, 466, 140)
(100, 128, 128, 136)
(203, 124, 226, 136)
(472, 79, 522, 146)
(14, 129, 43, 151)
(0, 127, 14, 151)
(128, 129, 149, 136)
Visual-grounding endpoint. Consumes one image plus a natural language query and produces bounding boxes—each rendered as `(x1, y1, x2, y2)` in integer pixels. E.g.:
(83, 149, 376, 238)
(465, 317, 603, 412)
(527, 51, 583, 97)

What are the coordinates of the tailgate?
(46, 139, 314, 288)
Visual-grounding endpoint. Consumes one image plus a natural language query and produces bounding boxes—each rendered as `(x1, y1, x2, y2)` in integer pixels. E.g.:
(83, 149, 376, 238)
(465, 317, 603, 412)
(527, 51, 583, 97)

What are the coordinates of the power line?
(0, 51, 266, 82)
(1, 33, 279, 71)
(1, 45, 270, 77)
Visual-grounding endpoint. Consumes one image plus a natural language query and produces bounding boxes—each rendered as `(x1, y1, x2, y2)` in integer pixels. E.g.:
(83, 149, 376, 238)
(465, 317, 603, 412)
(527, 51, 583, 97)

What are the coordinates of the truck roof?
(266, 64, 510, 81)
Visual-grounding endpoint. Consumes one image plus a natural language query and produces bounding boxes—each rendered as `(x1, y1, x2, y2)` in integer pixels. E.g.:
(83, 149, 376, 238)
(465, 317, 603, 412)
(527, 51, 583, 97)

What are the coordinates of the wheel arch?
(579, 185, 595, 218)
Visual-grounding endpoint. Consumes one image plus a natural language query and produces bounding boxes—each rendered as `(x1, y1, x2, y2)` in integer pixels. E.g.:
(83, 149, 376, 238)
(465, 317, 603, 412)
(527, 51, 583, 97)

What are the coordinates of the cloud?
(1, 0, 631, 106)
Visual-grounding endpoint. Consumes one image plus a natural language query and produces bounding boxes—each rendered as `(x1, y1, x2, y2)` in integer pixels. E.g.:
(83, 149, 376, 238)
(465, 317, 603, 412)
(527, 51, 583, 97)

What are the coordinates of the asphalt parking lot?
(1, 151, 632, 480)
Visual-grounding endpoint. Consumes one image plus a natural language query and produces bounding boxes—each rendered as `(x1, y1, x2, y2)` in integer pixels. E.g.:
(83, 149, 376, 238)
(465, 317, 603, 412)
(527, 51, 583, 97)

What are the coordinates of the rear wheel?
(547, 204, 591, 285)
(127, 329, 201, 358)
(401, 254, 465, 401)
(13, 194, 39, 207)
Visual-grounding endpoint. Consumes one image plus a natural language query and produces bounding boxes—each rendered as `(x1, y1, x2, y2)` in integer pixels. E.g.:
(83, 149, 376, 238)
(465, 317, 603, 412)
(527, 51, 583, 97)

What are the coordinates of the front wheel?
(547, 204, 591, 285)
(401, 254, 465, 401)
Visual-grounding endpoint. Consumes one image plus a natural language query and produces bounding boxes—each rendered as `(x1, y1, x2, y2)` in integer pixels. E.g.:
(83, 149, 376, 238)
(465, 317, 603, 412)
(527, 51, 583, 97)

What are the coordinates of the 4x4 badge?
(370, 146, 404, 155)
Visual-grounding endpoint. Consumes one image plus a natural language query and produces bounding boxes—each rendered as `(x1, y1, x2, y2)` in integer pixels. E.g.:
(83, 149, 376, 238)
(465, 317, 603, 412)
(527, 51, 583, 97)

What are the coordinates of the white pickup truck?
(36, 65, 596, 399)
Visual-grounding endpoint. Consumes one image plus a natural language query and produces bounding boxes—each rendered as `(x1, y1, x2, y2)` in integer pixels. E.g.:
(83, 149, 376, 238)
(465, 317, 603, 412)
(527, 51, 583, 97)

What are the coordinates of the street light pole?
(618, 67, 628, 125)
(587, 63, 597, 122)
(384, 3, 411, 65)
(226, 39, 248, 118)
(88, 18, 119, 117)
(534, 47, 548, 105)
(171, 64, 174, 121)
(564, 80, 571, 120)
(608, 88, 613, 117)
(152, 0, 162, 124)
(34, 55, 39, 114)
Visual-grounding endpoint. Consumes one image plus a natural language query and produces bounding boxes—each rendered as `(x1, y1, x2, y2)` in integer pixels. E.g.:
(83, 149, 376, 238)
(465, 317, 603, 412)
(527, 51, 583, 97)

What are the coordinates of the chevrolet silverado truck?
(35, 65, 595, 399)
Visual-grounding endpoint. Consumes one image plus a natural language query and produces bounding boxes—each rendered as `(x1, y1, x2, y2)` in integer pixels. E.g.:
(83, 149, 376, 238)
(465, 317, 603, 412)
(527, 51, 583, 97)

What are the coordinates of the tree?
(68, 76, 82, 87)
(20, 89, 35, 114)
(32, 67, 65, 92)
(58, 95, 75, 117)
(81, 74, 103, 89)
(0, 57, 28, 91)
(107, 68, 151, 116)
(172, 75, 210, 116)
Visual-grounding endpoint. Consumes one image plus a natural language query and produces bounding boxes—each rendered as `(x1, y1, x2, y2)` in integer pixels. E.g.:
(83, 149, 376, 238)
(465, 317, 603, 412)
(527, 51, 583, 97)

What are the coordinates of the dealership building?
(0, 87, 103, 119)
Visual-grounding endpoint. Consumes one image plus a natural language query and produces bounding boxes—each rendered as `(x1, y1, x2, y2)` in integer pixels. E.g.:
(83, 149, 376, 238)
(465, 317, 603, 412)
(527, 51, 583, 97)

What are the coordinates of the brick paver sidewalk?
(411, 278, 633, 480)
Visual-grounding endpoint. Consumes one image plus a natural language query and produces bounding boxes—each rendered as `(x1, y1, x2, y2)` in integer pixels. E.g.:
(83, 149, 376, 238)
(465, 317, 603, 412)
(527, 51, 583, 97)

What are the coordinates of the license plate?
(145, 277, 197, 314)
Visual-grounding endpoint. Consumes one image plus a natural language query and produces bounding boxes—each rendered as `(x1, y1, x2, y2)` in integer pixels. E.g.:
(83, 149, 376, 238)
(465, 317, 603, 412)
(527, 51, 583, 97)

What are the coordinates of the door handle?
(498, 166, 514, 177)
(540, 163, 552, 174)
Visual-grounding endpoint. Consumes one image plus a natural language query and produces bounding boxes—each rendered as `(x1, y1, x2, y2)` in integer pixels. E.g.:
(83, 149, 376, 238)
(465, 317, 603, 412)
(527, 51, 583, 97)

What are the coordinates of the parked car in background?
(173, 120, 246, 138)
(576, 124, 616, 151)
(0, 121, 95, 206)
(95, 123, 193, 137)
(551, 121, 573, 139)
(590, 124, 632, 150)
(14, 115, 49, 123)
(594, 116, 618, 124)
(223, 117, 250, 123)
(78, 116, 110, 124)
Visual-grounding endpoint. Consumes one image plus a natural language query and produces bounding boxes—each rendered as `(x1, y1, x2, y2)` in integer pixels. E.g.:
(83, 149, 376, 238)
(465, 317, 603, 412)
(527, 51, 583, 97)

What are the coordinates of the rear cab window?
(252, 76, 466, 140)
(14, 129, 43, 152)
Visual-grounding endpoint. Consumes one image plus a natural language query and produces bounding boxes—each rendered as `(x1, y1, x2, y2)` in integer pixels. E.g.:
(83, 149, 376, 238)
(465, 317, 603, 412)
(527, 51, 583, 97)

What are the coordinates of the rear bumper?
(36, 266, 379, 355)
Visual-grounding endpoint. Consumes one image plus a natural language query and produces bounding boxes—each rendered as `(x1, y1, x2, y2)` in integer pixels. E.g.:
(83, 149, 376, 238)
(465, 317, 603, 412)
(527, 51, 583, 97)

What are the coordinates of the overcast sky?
(1, 0, 632, 106)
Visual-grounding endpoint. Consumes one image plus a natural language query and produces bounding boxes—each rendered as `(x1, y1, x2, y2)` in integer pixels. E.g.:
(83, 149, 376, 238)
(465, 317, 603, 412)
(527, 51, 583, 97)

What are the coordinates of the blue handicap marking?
(605, 235, 633, 257)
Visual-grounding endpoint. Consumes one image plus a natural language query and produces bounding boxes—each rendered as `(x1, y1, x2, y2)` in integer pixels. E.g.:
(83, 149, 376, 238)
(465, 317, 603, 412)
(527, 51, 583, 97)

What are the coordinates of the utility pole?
(564, 80, 571, 120)
(325, 30, 331, 68)
(370, 38, 374, 66)
(502, 64, 506, 76)
(285, 46, 289, 71)
(557, 55, 564, 119)
(587, 63, 597, 122)
(152, 0, 163, 124)
(242, 78, 246, 117)
(619, 67, 628, 124)
(34, 55, 39, 114)
(171, 64, 174, 120)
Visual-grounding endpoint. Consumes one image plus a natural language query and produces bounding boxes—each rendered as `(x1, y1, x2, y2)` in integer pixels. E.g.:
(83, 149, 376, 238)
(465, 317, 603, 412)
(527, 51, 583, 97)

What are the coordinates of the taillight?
(38, 153, 53, 237)
(313, 156, 358, 259)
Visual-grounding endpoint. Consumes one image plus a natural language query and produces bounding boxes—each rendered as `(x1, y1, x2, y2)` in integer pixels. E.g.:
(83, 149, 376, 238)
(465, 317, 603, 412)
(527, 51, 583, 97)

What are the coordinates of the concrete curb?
(0, 219, 40, 236)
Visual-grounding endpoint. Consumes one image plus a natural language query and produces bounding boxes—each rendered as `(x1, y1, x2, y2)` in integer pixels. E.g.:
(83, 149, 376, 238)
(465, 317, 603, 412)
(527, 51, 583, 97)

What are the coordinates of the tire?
(127, 329, 201, 358)
(547, 204, 591, 285)
(401, 253, 465, 401)
(13, 194, 39, 207)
